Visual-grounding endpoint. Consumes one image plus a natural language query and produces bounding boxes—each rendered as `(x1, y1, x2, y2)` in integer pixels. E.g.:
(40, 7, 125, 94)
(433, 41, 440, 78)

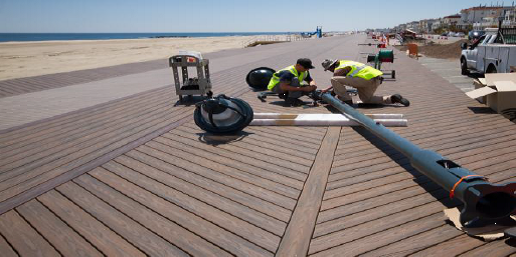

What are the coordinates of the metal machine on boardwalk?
(169, 51, 212, 102)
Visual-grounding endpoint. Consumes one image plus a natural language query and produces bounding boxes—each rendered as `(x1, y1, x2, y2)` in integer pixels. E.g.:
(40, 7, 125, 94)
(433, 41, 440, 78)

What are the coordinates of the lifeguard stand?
(169, 51, 212, 102)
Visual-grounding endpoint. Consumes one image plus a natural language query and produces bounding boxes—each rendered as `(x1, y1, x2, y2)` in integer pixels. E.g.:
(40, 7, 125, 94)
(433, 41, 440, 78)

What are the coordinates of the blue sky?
(0, 0, 509, 33)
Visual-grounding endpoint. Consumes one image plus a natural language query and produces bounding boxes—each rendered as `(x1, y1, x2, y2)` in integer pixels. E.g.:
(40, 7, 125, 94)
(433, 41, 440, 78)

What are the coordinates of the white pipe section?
(250, 118, 408, 127)
(253, 113, 404, 120)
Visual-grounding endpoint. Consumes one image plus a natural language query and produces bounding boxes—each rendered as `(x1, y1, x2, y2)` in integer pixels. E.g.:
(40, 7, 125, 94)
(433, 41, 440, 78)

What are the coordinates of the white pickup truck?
(460, 28, 516, 75)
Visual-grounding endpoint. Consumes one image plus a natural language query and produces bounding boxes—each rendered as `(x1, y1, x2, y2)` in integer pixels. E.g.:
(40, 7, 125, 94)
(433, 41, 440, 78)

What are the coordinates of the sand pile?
(395, 39, 467, 59)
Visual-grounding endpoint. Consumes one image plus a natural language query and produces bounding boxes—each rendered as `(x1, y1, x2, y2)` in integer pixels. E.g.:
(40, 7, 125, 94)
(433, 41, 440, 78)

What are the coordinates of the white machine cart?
(169, 51, 212, 102)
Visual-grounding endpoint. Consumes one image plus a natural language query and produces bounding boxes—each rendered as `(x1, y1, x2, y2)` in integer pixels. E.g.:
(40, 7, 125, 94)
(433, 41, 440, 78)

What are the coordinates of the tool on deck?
(358, 42, 386, 48)
(169, 51, 213, 102)
(193, 94, 254, 134)
(322, 93, 516, 227)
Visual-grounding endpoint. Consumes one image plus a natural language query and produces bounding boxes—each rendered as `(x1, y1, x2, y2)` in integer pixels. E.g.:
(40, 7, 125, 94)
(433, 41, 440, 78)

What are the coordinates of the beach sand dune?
(0, 36, 270, 81)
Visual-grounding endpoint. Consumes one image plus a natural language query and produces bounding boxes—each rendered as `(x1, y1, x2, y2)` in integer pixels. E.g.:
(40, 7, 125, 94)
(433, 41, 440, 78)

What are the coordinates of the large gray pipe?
(322, 93, 516, 227)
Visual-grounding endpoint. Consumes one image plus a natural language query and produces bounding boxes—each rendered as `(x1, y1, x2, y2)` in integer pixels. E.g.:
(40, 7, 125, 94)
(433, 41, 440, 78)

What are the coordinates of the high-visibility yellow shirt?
(267, 65, 308, 90)
(335, 60, 382, 80)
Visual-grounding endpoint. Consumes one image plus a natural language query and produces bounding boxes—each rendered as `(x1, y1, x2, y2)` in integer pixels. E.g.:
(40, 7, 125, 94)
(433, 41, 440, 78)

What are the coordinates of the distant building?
(460, 6, 503, 29)
(431, 18, 443, 32)
(502, 6, 516, 26)
(419, 19, 438, 33)
(443, 14, 461, 26)
(461, 6, 502, 24)
(406, 21, 420, 33)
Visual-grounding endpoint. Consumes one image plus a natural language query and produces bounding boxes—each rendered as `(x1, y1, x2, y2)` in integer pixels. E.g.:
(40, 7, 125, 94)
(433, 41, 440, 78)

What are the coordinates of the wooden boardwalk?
(0, 35, 515, 256)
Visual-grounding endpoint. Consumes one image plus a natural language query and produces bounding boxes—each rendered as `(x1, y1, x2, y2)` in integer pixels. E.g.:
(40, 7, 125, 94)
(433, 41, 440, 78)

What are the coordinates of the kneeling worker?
(267, 58, 318, 106)
(321, 59, 409, 106)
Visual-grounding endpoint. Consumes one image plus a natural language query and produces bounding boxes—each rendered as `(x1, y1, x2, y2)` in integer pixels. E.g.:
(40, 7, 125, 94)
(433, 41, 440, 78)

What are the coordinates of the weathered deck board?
(0, 60, 165, 98)
(0, 210, 60, 256)
(87, 168, 276, 255)
(108, 156, 287, 236)
(16, 199, 103, 257)
(276, 127, 340, 257)
(38, 190, 146, 256)
(57, 181, 190, 256)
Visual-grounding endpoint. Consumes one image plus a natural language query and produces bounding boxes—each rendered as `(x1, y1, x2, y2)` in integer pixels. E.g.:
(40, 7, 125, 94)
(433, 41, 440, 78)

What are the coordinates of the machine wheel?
(179, 95, 183, 102)
(391, 70, 396, 79)
(461, 57, 469, 75)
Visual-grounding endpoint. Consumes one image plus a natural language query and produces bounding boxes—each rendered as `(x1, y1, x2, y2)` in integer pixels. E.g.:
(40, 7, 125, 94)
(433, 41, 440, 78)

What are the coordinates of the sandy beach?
(0, 35, 281, 81)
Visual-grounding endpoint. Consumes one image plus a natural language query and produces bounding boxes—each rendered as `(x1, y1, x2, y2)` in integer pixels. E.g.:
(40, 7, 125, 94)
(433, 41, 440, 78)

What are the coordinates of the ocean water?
(0, 32, 291, 43)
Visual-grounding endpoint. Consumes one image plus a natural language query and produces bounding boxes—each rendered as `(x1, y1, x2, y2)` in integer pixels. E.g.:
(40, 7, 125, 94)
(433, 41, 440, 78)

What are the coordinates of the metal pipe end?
(460, 182, 516, 227)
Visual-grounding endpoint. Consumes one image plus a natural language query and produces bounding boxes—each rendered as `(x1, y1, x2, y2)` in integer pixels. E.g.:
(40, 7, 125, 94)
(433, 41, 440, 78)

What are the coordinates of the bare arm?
(333, 67, 351, 77)
(279, 82, 315, 92)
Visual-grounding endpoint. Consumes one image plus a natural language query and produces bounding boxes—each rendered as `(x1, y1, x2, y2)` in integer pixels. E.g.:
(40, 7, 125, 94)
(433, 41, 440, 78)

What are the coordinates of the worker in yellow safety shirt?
(321, 59, 410, 106)
(267, 58, 318, 106)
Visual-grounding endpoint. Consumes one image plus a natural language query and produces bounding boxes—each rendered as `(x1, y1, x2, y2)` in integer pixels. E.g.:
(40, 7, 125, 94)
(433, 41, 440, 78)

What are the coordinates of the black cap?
(297, 58, 315, 69)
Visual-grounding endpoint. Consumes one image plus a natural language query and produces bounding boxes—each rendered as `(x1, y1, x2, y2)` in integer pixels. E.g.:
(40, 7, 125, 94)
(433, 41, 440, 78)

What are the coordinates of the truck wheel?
(461, 58, 469, 75)
(486, 65, 497, 74)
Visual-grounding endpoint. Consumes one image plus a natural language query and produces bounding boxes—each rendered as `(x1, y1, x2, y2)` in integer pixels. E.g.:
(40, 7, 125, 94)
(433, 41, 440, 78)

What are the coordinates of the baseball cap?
(297, 58, 315, 69)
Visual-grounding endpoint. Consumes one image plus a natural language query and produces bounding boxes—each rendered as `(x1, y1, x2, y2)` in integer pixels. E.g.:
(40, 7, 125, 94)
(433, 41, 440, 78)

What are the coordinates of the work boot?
(391, 94, 410, 107)
(285, 98, 304, 107)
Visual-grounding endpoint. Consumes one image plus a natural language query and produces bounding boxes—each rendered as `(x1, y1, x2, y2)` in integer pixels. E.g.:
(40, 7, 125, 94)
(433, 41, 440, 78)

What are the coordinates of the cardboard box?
(472, 78, 487, 103)
(466, 74, 516, 120)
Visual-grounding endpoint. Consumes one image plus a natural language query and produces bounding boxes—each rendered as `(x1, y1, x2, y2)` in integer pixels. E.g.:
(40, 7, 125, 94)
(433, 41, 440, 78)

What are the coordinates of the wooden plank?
(0, 210, 59, 256)
(0, 86, 170, 157)
(311, 199, 454, 253)
(0, 233, 18, 257)
(110, 156, 286, 236)
(16, 199, 103, 257)
(86, 168, 275, 255)
(0, 106, 193, 191)
(249, 126, 323, 145)
(0, 107, 194, 215)
(0, 93, 174, 170)
(276, 127, 341, 257)
(458, 240, 516, 256)
(311, 213, 444, 256)
(78, 171, 237, 256)
(0, 85, 169, 141)
(151, 137, 304, 190)
(0, 59, 165, 98)
(57, 181, 189, 256)
(407, 234, 484, 257)
(124, 150, 292, 222)
(162, 130, 308, 181)
(361, 225, 463, 257)
(139, 143, 298, 209)
(244, 127, 321, 152)
(38, 190, 145, 257)
(178, 124, 315, 167)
